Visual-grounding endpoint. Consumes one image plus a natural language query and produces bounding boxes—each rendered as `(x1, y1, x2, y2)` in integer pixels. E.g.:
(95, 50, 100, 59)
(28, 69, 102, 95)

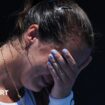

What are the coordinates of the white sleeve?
(48, 91, 74, 105)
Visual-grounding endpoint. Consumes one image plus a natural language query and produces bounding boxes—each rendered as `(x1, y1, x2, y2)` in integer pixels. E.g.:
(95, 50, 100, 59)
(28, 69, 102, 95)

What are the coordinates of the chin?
(24, 80, 47, 92)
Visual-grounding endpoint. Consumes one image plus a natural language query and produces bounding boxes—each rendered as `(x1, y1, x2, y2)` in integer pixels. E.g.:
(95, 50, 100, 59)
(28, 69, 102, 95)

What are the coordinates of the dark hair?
(16, 0, 94, 47)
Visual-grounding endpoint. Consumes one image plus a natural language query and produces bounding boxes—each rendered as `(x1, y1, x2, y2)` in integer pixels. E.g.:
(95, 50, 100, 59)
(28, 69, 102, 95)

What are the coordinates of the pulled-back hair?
(4, 1, 94, 105)
(16, 0, 94, 47)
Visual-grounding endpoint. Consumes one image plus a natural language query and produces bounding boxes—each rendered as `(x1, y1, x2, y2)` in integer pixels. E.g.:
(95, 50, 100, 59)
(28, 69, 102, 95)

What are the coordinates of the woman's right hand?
(47, 49, 80, 98)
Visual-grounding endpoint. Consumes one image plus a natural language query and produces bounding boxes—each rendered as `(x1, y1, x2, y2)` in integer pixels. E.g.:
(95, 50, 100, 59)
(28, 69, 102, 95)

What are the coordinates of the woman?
(0, 0, 94, 105)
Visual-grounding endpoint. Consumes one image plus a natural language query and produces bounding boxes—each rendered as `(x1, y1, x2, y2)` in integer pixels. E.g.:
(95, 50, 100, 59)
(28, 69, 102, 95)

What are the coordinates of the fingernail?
(48, 54, 55, 62)
(47, 61, 51, 65)
(47, 62, 52, 69)
(62, 48, 68, 54)
(51, 49, 58, 54)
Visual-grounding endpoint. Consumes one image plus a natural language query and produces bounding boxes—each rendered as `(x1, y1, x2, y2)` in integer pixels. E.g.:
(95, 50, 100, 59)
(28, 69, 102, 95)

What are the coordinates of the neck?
(0, 39, 29, 102)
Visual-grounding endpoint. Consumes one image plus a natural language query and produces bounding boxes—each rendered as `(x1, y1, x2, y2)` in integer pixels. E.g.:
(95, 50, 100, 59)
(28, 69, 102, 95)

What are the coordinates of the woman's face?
(21, 42, 55, 91)
(21, 40, 92, 92)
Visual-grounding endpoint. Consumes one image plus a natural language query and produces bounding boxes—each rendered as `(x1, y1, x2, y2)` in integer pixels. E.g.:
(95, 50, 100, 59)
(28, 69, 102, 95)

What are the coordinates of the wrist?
(49, 91, 74, 105)
(50, 87, 72, 99)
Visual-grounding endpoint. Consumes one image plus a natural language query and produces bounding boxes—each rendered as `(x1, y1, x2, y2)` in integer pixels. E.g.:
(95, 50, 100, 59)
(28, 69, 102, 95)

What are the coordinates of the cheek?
(21, 75, 42, 92)
(21, 56, 50, 84)
(36, 53, 49, 67)
(21, 66, 51, 92)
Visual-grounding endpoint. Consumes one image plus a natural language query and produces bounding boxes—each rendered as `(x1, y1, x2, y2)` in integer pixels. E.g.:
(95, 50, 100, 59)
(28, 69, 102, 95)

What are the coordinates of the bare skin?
(47, 49, 92, 98)
(0, 42, 28, 102)
(0, 24, 92, 103)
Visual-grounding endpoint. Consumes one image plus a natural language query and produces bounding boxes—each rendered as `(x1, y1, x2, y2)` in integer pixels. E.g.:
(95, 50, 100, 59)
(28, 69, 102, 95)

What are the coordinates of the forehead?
(41, 36, 92, 66)
(71, 46, 92, 67)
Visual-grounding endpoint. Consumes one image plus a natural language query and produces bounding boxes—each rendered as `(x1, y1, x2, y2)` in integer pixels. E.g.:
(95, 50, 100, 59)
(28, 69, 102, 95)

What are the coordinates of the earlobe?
(24, 24, 39, 48)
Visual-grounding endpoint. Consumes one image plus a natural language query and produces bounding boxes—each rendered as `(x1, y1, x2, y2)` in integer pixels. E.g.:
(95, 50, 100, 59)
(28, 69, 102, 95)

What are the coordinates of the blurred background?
(0, 0, 105, 105)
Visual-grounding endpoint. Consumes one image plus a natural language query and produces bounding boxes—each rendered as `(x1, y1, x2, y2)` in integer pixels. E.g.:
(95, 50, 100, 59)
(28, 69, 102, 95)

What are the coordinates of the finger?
(51, 49, 64, 65)
(62, 48, 76, 65)
(47, 61, 61, 82)
(51, 49, 70, 79)
(62, 48, 78, 75)
(48, 54, 63, 81)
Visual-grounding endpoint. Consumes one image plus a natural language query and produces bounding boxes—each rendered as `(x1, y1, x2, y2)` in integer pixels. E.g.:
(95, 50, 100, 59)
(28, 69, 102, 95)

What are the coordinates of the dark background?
(0, 0, 105, 105)
(74, 1, 105, 105)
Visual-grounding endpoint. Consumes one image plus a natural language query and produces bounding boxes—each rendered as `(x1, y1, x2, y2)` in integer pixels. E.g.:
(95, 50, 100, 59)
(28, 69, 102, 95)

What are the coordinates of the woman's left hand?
(47, 49, 80, 98)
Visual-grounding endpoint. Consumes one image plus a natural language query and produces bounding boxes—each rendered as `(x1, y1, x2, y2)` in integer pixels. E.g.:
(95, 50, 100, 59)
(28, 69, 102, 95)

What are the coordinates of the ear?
(24, 24, 39, 48)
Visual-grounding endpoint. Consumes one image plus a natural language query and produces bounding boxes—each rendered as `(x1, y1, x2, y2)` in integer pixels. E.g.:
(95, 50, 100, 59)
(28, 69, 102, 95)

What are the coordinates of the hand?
(47, 49, 85, 98)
